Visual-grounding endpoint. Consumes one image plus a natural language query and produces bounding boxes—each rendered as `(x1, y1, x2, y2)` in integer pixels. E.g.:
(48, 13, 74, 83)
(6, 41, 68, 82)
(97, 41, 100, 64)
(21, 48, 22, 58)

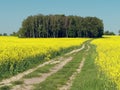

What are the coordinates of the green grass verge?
(33, 43, 88, 90)
(70, 43, 117, 90)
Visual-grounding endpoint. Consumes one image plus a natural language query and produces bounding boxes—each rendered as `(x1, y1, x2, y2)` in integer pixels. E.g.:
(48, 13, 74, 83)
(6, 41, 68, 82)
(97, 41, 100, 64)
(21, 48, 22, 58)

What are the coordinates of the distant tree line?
(19, 14, 104, 38)
(0, 33, 8, 36)
(0, 32, 18, 36)
(104, 30, 115, 35)
(119, 30, 120, 35)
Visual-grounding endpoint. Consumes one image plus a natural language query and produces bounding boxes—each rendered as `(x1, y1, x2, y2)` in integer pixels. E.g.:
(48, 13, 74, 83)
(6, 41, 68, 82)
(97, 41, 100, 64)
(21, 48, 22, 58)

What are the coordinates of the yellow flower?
(92, 35, 120, 89)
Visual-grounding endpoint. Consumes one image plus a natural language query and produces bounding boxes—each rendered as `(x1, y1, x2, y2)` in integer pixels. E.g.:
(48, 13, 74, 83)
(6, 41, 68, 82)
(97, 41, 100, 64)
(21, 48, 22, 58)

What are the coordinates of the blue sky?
(0, 0, 120, 34)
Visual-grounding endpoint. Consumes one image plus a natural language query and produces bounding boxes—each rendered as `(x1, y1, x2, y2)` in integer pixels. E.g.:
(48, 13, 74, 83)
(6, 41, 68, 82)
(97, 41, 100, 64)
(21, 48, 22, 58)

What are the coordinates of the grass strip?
(23, 63, 57, 78)
(70, 43, 117, 90)
(33, 43, 87, 90)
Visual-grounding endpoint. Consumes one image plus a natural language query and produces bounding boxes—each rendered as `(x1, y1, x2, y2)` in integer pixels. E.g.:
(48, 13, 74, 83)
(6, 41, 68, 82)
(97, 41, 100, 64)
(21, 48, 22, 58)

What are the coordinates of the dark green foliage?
(10, 32, 18, 36)
(118, 30, 120, 35)
(104, 30, 115, 35)
(18, 14, 104, 38)
(2, 33, 7, 36)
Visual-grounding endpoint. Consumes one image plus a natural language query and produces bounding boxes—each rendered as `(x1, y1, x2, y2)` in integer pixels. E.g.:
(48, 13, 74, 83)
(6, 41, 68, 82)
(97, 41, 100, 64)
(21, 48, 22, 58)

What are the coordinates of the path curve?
(11, 44, 85, 90)
(0, 44, 85, 87)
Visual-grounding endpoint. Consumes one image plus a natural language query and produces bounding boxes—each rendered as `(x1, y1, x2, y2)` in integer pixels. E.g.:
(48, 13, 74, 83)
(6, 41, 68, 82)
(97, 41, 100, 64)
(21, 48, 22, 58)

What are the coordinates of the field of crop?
(92, 36, 120, 89)
(0, 36, 88, 79)
(0, 36, 120, 90)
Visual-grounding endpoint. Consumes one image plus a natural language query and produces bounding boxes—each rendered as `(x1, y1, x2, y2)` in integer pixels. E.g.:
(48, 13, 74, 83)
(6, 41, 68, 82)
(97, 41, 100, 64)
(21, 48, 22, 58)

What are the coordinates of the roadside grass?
(33, 43, 87, 90)
(70, 43, 117, 90)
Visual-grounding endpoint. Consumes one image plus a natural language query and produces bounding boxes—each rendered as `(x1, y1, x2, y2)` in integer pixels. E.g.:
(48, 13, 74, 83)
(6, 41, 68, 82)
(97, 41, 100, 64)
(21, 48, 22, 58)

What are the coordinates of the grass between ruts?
(33, 42, 88, 90)
(70, 43, 117, 90)
(23, 63, 57, 78)
(23, 48, 80, 79)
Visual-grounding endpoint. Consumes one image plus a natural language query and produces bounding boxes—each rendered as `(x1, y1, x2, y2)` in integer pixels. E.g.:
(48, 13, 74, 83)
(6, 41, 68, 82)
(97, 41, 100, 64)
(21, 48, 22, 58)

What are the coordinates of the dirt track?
(0, 44, 85, 90)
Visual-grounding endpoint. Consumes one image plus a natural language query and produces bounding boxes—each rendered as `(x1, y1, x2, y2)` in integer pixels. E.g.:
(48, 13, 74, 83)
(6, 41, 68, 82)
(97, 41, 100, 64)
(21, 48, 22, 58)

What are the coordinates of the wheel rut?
(0, 44, 86, 90)
(59, 42, 90, 90)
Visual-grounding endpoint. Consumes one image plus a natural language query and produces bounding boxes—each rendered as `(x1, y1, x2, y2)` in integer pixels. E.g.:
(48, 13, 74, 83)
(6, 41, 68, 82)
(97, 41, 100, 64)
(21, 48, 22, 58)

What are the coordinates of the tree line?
(18, 14, 104, 38)
(104, 30, 115, 35)
(0, 33, 8, 36)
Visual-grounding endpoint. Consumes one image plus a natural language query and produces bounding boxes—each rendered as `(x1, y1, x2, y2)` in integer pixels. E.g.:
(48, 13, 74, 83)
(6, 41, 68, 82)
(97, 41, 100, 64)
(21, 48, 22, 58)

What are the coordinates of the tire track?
(11, 44, 85, 90)
(0, 44, 85, 88)
(59, 43, 90, 90)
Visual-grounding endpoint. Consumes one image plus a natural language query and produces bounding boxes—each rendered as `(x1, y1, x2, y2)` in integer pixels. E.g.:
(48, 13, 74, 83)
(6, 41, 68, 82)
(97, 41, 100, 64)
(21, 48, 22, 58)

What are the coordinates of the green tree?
(118, 30, 120, 35)
(10, 32, 18, 36)
(3, 33, 7, 36)
(18, 14, 104, 38)
(104, 30, 115, 35)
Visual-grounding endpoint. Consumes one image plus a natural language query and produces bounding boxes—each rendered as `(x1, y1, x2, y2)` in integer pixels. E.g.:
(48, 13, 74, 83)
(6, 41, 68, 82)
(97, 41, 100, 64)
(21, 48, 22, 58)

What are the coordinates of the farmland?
(1, 0, 120, 90)
(0, 36, 88, 80)
(92, 36, 120, 89)
(0, 36, 120, 90)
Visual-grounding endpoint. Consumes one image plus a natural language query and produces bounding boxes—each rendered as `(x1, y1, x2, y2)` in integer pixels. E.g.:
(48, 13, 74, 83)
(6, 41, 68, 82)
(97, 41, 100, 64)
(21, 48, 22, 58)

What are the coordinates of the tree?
(3, 33, 7, 36)
(0, 33, 2, 36)
(118, 30, 120, 35)
(18, 14, 104, 38)
(104, 30, 115, 35)
(10, 32, 18, 36)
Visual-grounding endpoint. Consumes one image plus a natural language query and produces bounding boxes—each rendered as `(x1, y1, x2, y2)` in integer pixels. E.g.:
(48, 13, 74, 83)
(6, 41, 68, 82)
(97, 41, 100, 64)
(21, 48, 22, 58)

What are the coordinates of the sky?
(0, 0, 120, 35)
